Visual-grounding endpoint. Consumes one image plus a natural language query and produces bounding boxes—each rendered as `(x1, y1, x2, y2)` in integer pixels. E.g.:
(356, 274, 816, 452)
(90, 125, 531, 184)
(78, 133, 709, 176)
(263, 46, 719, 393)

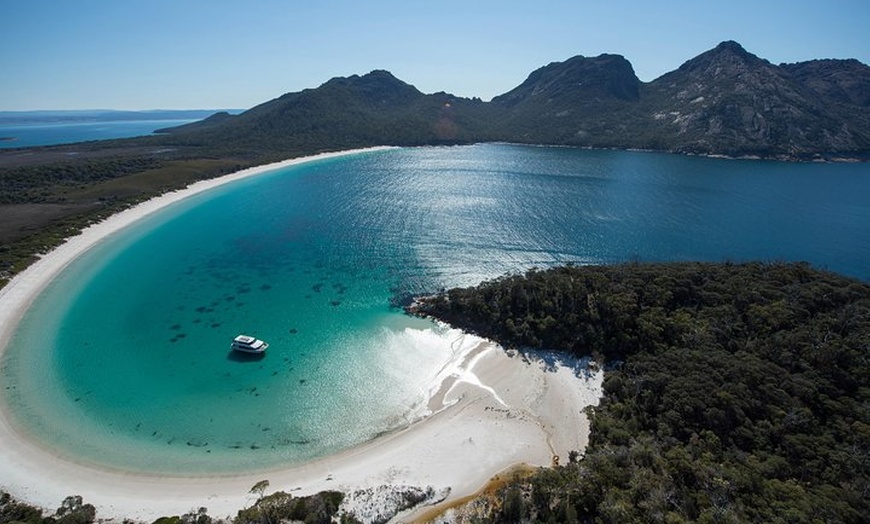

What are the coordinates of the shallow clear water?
(3, 144, 869, 474)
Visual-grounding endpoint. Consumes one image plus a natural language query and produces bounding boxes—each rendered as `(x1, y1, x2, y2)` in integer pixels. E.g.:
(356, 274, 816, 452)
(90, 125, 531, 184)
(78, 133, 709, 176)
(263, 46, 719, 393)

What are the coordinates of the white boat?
(231, 334, 269, 354)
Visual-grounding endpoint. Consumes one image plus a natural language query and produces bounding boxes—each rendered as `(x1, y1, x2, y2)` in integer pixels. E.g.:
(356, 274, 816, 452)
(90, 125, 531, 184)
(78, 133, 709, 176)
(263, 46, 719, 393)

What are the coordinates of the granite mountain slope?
(160, 40, 870, 160)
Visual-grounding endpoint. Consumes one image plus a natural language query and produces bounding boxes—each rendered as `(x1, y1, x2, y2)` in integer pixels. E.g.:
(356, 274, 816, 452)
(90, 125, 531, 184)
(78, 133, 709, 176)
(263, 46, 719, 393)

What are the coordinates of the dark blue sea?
(0, 110, 231, 148)
(3, 144, 869, 474)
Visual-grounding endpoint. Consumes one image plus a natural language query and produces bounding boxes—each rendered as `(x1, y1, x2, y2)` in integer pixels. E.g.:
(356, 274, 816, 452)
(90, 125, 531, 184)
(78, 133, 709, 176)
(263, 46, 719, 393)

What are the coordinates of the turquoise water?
(3, 144, 869, 474)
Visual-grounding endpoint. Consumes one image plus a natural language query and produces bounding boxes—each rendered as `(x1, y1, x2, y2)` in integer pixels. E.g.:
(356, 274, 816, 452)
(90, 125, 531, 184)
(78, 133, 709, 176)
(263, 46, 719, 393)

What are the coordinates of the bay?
(3, 144, 868, 474)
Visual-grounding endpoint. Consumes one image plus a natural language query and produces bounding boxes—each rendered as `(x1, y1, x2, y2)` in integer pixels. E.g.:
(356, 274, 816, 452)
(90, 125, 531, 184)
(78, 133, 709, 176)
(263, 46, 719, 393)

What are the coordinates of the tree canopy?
(411, 262, 870, 523)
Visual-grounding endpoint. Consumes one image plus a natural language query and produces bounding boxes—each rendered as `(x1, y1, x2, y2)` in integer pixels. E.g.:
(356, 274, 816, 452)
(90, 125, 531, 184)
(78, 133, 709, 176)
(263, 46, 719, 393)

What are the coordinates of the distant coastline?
(0, 109, 244, 124)
(0, 109, 245, 149)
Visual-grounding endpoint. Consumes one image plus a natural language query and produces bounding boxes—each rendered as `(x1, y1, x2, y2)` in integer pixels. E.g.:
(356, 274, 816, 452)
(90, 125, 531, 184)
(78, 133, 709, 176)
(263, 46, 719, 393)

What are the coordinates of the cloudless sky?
(1, 0, 868, 110)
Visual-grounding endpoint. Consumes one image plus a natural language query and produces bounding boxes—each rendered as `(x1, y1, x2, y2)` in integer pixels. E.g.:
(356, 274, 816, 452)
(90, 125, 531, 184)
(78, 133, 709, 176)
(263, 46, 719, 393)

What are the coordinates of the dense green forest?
(411, 262, 870, 523)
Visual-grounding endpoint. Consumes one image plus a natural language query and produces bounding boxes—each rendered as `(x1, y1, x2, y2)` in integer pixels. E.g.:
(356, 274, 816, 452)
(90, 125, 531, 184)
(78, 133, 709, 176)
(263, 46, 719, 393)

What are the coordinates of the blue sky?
(1, 0, 868, 110)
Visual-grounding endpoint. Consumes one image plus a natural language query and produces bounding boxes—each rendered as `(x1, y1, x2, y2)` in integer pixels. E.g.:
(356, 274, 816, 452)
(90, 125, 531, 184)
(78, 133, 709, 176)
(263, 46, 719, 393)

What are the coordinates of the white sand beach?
(0, 148, 603, 522)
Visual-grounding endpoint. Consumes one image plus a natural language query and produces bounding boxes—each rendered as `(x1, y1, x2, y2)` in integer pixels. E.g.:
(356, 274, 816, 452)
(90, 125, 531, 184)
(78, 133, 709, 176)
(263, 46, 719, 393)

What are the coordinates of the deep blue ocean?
(0, 120, 196, 148)
(3, 144, 869, 474)
(0, 111, 231, 148)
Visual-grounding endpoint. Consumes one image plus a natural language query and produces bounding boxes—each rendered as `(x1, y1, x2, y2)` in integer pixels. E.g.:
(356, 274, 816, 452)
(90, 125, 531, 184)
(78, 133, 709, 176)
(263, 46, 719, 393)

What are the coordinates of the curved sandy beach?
(0, 148, 603, 522)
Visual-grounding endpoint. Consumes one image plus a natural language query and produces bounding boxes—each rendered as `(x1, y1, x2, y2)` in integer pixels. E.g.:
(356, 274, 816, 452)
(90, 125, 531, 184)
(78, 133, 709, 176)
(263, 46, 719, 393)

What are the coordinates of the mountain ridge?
(159, 40, 870, 160)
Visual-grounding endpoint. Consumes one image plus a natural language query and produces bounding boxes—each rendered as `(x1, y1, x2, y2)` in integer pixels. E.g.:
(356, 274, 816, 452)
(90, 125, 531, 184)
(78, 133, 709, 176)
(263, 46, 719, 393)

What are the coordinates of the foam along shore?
(0, 148, 604, 522)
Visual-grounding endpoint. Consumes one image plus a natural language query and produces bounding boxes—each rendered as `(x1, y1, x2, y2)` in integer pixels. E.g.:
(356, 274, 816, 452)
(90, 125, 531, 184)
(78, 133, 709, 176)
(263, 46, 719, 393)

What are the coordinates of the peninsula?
(407, 262, 870, 522)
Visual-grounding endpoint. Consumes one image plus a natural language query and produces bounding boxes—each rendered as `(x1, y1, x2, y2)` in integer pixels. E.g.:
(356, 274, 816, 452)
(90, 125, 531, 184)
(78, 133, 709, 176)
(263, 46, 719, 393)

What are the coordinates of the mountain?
(158, 41, 870, 160)
(493, 53, 641, 106)
(157, 70, 496, 160)
(640, 41, 870, 157)
(487, 40, 870, 157)
(488, 54, 644, 145)
(781, 58, 870, 107)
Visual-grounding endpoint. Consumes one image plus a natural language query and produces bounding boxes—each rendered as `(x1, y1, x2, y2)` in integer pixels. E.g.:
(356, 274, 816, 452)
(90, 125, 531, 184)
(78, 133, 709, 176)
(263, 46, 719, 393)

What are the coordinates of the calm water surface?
(0, 119, 199, 148)
(3, 144, 868, 473)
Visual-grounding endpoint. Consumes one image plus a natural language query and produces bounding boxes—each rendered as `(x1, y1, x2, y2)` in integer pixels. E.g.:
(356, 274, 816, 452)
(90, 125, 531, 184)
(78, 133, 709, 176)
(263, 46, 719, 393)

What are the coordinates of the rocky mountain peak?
(672, 40, 769, 80)
(492, 53, 641, 107)
(781, 59, 870, 107)
(319, 70, 423, 106)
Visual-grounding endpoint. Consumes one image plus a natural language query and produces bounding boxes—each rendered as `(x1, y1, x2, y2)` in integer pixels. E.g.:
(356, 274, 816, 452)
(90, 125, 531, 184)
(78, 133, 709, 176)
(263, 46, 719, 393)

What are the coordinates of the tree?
(249, 480, 270, 501)
(54, 495, 96, 524)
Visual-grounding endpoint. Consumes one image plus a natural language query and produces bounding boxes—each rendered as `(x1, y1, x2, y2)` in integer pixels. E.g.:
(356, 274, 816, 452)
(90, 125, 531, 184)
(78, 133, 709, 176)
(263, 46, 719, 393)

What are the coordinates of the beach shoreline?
(0, 148, 603, 522)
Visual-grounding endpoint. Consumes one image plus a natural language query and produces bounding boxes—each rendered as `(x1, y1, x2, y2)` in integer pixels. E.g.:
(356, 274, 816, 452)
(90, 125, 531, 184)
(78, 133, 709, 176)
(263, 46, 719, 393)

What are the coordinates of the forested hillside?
(411, 262, 870, 522)
(155, 70, 499, 158)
